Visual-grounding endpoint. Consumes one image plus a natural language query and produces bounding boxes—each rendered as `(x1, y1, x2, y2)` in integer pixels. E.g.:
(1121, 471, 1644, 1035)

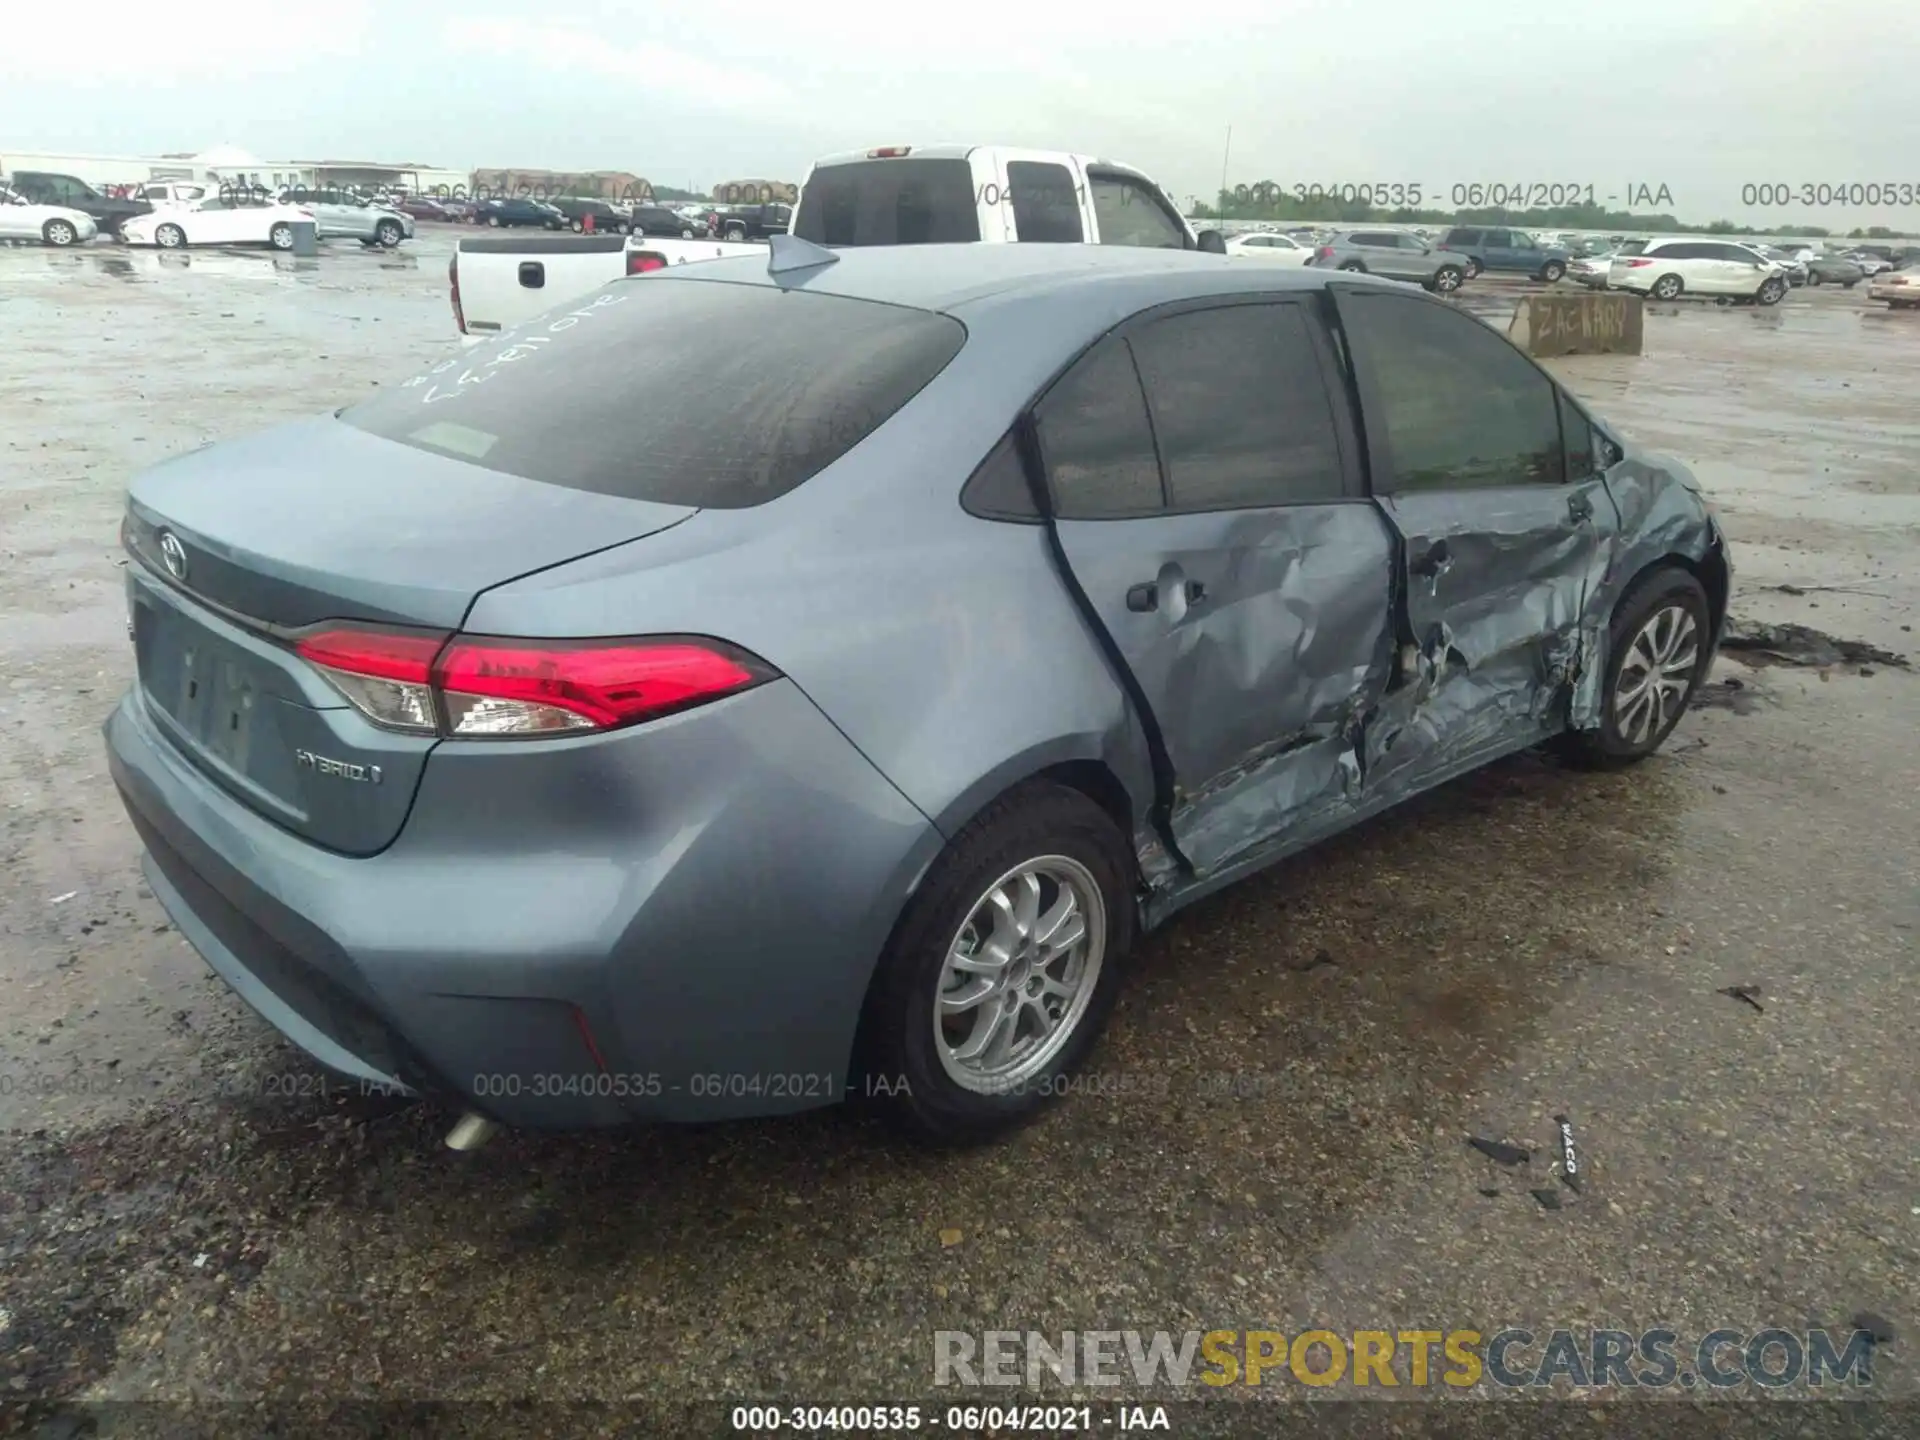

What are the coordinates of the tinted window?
(1447, 229, 1482, 245)
(342, 281, 965, 508)
(1617, 240, 1647, 256)
(1129, 303, 1345, 511)
(1349, 231, 1395, 247)
(1560, 392, 1595, 481)
(793, 159, 981, 245)
(1342, 292, 1564, 491)
(1655, 241, 1704, 260)
(1717, 244, 1762, 263)
(1482, 230, 1511, 247)
(1089, 174, 1187, 249)
(1033, 336, 1164, 518)
(1008, 161, 1084, 243)
(960, 431, 1040, 520)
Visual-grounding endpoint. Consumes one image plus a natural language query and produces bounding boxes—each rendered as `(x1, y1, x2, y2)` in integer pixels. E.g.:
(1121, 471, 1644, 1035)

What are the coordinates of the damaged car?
(103, 241, 1731, 1147)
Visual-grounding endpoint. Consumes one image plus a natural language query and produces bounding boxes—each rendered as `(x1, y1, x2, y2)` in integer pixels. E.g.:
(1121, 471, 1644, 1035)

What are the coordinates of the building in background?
(0, 144, 463, 196)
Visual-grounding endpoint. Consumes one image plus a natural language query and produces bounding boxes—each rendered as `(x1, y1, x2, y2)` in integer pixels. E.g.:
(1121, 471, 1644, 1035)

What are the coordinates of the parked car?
(102, 245, 1731, 1146)
(129, 181, 214, 208)
(280, 187, 413, 246)
(1803, 255, 1864, 288)
(3, 170, 151, 236)
(0, 184, 99, 247)
(479, 197, 565, 229)
(453, 146, 1223, 336)
(1437, 227, 1572, 282)
(709, 202, 791, 241)
(1756, 246, 1810, 287)
(1306, 229, 1468, 293)
(1568, 240, 1643, 289)
(550, 196, 631, 234)
(397, 195, 455, 223)
(1610, 239, 1789, 304)
(119, 195, 315, 251)
(1846, 252, 1894, 276)
(1223, 232, 1312, 265)
(631, 204, 701, 238)
(1869, 263, 1920, 308)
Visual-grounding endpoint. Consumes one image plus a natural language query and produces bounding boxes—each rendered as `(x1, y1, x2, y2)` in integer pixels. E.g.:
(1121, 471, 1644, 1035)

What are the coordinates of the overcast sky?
(6, 0, 1918, 226)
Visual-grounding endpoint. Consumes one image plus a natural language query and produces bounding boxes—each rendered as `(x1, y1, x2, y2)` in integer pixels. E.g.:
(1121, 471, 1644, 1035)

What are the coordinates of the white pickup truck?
(448, 145, 1221, 335)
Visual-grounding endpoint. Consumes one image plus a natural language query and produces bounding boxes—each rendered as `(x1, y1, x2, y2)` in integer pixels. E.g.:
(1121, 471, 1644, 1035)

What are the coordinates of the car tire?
(1556, 566, 1712, 769)
(375, 220, 403, 247)
(1337, 259, 1367, 272)
(1541, 260, 1566, 283)
(724, 224, 748, 242)
(681, 226, 695, 238)
(855, 781, 1135, 1146)
(155, 223, 187, 249)
(487, 215, 500, 227)
(569, 219, 584, 232)
(43, 218, 79, 247)
(1650, 273, 1684, 301)
(1430, 265, 1464, 293)
(1463, 257, 1483, 279)
(269, 223, 295, 251)
(1756, 276, 1786, 306)
(1805, 270, 1821, 287)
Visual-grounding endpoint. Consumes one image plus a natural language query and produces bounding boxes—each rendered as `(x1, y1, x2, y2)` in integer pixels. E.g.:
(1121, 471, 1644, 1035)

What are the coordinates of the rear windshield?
(793, 159, 981, 246)
(342, 280, 966, 507)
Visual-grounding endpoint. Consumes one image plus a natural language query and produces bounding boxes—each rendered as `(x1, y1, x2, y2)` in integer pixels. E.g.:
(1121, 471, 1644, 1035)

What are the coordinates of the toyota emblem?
(158, 530, 188, 582)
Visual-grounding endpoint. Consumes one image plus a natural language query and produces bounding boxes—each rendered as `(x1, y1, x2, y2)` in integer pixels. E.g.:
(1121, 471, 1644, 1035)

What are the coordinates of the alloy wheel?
(1613, 604, 1700, 747)
(934, 856, 1106, 1093)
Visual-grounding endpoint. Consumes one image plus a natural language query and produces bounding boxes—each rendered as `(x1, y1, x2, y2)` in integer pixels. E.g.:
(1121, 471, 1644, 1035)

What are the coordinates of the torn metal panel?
(1053, 501, 1395, 880)
(1362, 479, 1619, 793)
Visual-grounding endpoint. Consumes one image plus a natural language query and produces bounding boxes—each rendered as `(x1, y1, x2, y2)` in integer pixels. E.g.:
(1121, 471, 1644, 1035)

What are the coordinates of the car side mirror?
(1196, 229, 1227, 255)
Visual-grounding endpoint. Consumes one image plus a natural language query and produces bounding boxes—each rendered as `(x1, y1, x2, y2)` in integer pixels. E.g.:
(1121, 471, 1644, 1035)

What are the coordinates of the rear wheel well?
(1034, 760, 1136, 866)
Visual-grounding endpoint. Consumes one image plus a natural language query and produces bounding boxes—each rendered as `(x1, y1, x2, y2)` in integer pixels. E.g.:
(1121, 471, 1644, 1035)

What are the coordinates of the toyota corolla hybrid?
(105, 240, 1730, 1146)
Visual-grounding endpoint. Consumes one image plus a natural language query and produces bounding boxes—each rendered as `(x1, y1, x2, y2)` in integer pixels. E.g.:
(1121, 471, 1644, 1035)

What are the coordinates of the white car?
(120, 195, 315, 251)
(129, 181, 213, 207)
(1223, 232, 1313, 265)
(1868, 264, 1919, 309)
(0, 184, 99, 247)
(1610, 238, 1790, 305)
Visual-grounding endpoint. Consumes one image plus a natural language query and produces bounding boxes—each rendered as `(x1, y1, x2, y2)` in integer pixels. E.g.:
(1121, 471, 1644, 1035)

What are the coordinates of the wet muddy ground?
(2, 232, 1916, 1433)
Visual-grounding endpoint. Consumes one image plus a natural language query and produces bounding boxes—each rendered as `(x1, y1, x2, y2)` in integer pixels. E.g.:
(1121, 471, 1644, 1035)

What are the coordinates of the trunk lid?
(122, 414, 696, 854)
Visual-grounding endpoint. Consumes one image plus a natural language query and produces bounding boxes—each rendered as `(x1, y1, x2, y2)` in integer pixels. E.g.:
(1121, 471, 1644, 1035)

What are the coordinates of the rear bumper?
(106, 678, 941, 1128)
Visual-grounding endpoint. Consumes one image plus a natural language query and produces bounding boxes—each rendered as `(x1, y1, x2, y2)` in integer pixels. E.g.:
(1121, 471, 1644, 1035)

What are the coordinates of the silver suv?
(1307, 229, 1467, 293)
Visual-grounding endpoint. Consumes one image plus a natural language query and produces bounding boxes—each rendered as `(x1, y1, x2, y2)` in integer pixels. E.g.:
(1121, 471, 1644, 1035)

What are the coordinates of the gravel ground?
(1, 231, 1915, 1437)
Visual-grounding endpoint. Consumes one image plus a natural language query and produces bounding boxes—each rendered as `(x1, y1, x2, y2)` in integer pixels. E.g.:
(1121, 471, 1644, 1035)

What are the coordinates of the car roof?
(804, 145, 1151, 181)
(642, 242, 1378, 319)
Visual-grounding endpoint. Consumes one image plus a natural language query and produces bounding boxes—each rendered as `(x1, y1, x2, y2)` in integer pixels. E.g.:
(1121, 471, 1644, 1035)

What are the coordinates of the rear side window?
(1447, 229, 1482, 245)
(1128, 303, 1346, 510)
(1007, 160, 1084, 244)
(341, 281, 966, 508)
(793, 159, 981, 245)
(1033, 336, 1164, 518)
(1088, 174, 1187, 249)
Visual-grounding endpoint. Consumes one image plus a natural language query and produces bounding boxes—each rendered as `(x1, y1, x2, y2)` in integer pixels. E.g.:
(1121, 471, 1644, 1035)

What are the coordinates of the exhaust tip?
(445, 1111, 500, 1151)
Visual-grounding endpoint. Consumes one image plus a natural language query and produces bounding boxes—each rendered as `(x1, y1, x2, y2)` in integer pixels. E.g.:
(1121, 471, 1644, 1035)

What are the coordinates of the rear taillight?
(626, 249, 666, 275)
(1315, 246, 1334, 259)
(866, 146, 913, 158)
(293, 627, 777, 738)
(448, 255, 465, 333)
(1625, 258, 1654, 268)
